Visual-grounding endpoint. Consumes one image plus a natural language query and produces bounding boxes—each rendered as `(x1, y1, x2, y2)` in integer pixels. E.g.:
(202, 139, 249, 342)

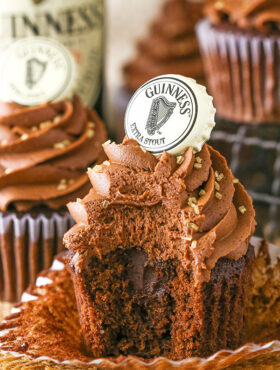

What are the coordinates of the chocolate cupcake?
(64, 138, 255, 359)
(123, 0, 204, 92)
(0, 95, 107, 302)
(115, 0, 204, 141)
(196, 0, 280, 124)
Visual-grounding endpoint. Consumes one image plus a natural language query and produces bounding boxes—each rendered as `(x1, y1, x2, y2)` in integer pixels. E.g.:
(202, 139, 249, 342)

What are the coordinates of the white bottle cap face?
(0, 37, 77, 106)
(125, 74, 216, 155)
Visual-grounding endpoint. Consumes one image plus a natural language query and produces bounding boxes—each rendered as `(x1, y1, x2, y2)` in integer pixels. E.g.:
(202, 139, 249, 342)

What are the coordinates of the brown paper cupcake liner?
(0, 211, 74, 302)
(196, 19, 280, 124)
(0, 237, 279, 369)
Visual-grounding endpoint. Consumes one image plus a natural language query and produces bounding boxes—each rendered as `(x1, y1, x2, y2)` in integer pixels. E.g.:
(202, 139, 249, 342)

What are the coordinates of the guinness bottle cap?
(0, 37, 78, 106)
(124, 74, 216, 155)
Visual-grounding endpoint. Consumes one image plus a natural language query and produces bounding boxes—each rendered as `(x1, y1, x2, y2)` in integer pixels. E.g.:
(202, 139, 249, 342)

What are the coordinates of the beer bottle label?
(0, 0, 103, 107)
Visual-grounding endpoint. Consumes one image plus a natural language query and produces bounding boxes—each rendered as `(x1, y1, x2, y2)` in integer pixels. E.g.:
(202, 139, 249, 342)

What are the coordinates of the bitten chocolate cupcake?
(0, 95, 106, 302)
(64, 138, 255, 359)
(123, 0, 204, 92)
(196, 0, 280, 124)
(64, 74, 255, 360)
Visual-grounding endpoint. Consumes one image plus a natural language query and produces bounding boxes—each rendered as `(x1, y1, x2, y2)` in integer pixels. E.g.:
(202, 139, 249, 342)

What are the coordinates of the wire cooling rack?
(209, 119, 280, 245)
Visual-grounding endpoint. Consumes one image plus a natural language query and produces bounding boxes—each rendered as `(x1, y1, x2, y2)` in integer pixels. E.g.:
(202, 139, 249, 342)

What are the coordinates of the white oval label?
(0, 37, 76, 106)
(125, 75, 198, 154)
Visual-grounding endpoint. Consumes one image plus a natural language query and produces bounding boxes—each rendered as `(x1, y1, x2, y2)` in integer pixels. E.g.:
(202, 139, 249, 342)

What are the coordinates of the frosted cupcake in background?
(197, 0, 280, 124)
(123, 0, 205, 91)
(0, 38, 107, 302)
(196, 0, 280, 246)
(116, 0, 204, 141)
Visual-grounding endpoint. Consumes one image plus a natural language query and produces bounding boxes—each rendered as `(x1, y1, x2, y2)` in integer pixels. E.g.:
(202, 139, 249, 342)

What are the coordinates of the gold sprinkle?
(40, 121, 52, 129)
(4, 168, 12, 175)
(192, 204, 200, 215)
(184, 218, 190, 225)
(215, 192, 222, 200)
(69, 179, 75, 185)
(88, 164, 102, 173)
(190, 222, 199, 231)
(195, 156, 202, 163)
(88, 129, 95, 138)
(177, 155, 184, 165)
(89, 122, 95, 128)
(77, 198, 82, 203)
(183, 235, 192, 241)
(233, 178, 239, 184)
(104, 140, 111, 145)
(57, 183, 67, 191)
(102, 200, 109, 209)
(103, 161, 110, 166)
(194, 163, 202, 169)
(54, 116, 61, 123)
(239, 206, 247, 214)
(31, 126, 38, 132)
(215, 171, 224, 182)
(215, 1, 224, 10)
(53, 140, 71, 149)
(60, 179, 67, 185)
(214, 181, 220, 191)
(188, 197, 197, 206)
(199, 189, 206, 196)
(21, 133, 29, 141)
(191, 241, 197, 249)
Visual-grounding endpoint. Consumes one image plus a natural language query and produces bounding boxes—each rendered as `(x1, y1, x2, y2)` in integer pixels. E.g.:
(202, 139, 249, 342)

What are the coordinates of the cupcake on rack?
(0, 37, 107, 302)
(64, 75, 256, 359)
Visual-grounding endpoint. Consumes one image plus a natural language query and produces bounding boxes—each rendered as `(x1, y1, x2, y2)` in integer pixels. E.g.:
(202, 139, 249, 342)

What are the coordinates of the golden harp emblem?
(145, 96, 176, 136)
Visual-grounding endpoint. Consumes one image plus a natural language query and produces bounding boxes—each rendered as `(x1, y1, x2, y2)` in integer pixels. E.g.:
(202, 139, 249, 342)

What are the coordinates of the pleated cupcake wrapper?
(0, 212, 74, 302)
(0, 237, 280, 369)
(197, 19, 280, 124)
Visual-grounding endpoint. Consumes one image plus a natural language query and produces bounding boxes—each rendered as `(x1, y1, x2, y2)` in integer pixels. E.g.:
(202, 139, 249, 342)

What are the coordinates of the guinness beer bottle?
(0, 0, 104, 109)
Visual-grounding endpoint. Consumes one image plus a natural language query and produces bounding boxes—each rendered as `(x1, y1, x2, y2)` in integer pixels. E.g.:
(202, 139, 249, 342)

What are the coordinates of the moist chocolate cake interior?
(78, 234, 252, 359)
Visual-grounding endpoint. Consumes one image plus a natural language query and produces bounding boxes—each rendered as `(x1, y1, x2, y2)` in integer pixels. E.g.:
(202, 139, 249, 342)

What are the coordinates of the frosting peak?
(65, 139, 255, 283)
(205, 0, 280, 32)
(0, 95, 107, 211)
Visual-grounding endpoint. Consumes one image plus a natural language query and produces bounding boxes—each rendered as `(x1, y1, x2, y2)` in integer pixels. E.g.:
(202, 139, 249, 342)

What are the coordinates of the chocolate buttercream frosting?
(205, 0, 280, 32)
(123, 0, 204, 92)
(0, 95, 107, 212)
(65, 138, 255, 283)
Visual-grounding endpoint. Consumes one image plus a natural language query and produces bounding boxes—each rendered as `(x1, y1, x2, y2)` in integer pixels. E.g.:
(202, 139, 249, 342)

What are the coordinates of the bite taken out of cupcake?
(64, 75, 256, 360)
(0, 37, 107, 302)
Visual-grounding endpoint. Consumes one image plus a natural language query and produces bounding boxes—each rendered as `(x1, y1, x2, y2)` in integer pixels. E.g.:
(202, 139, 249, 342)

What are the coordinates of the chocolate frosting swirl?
(205, 0, 280, 32)
(0, 95, 107, 212)
(123, 0, 204, 92)
(65, 138, 255, 283)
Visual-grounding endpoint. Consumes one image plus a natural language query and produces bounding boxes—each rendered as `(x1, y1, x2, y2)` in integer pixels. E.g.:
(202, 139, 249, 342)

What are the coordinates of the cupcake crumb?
(239, 206, 247, 214)
(199, 189, 206, 196)
(176, 155, 184, 165)
(21, 133, 29, 141)
(215, 192, 222, 200)
(102, 200, 109, 209)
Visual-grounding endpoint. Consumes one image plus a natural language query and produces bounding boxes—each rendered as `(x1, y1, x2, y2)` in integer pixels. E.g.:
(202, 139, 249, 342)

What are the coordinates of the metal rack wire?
(209, 119, 280, 245)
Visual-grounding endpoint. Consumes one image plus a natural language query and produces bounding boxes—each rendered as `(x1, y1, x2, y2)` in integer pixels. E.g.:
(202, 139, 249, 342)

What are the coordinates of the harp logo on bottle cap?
(0, 37, 77, 106)
(125, 74, 216, 155)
